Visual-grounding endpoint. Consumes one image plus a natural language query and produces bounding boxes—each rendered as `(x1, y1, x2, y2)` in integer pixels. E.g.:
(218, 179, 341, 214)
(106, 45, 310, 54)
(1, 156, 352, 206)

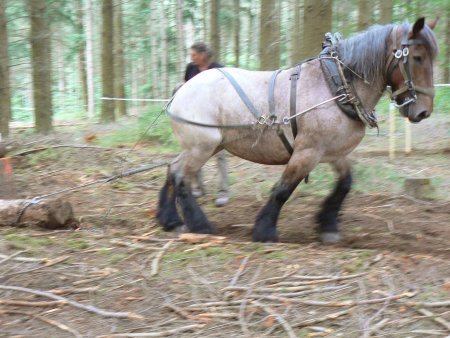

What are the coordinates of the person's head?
(190, 42, 213, 66)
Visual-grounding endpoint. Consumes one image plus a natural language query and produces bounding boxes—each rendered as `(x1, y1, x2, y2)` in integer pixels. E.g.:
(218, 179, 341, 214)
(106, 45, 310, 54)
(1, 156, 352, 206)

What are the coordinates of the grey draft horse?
(157, 18, 438, 243)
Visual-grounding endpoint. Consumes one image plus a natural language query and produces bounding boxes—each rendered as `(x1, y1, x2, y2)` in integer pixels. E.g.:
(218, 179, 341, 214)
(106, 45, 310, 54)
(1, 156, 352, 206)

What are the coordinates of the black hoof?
(157, 211, 183, 232)
(190, 222, 216, 234)
(252, 227, 279, 243)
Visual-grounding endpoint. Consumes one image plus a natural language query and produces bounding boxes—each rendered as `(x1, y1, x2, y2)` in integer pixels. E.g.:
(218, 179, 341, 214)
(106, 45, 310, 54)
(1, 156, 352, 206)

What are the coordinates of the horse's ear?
(427, 17, 439, 30)
(409, 17, 425, 38)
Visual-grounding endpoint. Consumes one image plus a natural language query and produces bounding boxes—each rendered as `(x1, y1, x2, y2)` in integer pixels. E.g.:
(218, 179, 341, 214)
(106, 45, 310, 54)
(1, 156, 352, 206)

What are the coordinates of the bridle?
(386, 25, 435, 108)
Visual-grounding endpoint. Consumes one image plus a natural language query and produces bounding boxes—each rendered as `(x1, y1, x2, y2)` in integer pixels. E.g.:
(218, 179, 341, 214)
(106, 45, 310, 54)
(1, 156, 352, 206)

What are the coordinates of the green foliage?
(96, 105, 179, 152)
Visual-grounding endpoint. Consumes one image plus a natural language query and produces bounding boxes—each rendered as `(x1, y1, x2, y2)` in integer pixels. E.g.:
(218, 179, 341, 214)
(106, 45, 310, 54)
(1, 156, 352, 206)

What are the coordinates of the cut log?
(0, 198, 77, 229)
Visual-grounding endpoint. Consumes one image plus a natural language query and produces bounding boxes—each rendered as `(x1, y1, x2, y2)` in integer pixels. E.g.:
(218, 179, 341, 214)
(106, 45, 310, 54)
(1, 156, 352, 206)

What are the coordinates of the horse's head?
(387, 18, 438, 123)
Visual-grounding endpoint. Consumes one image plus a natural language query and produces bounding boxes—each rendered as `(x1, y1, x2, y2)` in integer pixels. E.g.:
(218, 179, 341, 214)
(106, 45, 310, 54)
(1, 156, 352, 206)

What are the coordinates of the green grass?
(5, 233, 53, 250)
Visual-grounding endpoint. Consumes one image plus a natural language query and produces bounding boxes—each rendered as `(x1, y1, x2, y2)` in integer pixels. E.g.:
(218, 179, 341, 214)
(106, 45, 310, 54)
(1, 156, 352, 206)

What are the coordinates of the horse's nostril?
(418, 110, 428, 120)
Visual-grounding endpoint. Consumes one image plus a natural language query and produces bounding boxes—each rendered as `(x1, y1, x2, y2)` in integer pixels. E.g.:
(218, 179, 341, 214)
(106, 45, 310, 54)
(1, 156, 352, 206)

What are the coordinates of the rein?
(386, 25, 435, 108)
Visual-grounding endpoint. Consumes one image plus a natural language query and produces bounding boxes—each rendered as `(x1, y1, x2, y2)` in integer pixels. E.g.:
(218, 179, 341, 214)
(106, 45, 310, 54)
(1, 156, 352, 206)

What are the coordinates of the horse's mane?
(337, 21, 438, 83)
(337, 24, 397, 83)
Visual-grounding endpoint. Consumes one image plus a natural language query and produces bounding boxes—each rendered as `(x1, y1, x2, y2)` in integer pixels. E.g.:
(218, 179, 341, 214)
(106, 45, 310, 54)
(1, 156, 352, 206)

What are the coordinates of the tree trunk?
(445, 11, 450, 83)
(75, 0, 88, 113)
(159, 2, 169, 96)
(29, 0, 53, 134)
(301, 0, 332, 60)
(259, 0, 281, 70)
(176, 0, 185, 79)
(291, 0, 303, 64)
(113, 0, 126, 116)
(357, 0, 371, 31)
(202, 0, 208, 42)
(210, 0, 220, 62)
(0, 198, 75, 229)
(379, 0, 392, 24)
(85, 0, 95, 118)
(101, 0, 115, 122)
(150, 0, 160, 98)
(234, 0, 240, 67)
(0, 0, 11, 137)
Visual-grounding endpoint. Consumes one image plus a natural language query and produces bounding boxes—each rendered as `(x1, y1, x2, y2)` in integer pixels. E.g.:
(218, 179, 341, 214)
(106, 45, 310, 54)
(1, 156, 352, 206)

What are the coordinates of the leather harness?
(167, 25, 435, 157)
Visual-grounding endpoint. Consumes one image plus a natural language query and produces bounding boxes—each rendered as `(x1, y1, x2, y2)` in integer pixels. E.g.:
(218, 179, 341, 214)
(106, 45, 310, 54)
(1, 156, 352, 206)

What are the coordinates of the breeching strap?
(216, 68, 262, 120)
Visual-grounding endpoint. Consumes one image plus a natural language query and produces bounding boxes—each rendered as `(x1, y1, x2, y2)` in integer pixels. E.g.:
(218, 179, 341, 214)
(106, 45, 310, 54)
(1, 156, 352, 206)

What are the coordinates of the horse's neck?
(352, 77, 386, 113)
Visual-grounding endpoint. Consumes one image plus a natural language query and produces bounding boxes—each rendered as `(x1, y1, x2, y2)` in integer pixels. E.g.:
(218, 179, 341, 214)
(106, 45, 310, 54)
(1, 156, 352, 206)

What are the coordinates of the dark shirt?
(184, 62, 223, 82)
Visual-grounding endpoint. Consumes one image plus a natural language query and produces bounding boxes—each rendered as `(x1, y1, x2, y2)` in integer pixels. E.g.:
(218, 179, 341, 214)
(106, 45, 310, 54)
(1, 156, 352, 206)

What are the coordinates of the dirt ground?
(0, 128, 449, 337)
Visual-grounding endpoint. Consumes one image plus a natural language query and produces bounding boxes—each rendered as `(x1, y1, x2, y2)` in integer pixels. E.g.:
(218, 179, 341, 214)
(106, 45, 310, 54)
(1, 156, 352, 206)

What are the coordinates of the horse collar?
(319, 36, 378, 129)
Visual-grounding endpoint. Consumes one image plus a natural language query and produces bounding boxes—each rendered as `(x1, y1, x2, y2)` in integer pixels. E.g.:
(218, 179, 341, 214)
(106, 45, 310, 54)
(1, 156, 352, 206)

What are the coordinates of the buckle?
(394, 50, 403, 59)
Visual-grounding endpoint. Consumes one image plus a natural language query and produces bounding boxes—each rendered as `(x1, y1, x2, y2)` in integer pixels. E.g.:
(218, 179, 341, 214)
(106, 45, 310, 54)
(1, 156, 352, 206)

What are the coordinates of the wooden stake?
(405, 118, 412, 154)
(388, 103, 396, 160)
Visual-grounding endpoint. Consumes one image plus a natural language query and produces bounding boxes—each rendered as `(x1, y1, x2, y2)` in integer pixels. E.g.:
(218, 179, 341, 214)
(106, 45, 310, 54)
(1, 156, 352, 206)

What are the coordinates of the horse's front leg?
(317, 157, 352, 243)
(253, 149, 321, 242)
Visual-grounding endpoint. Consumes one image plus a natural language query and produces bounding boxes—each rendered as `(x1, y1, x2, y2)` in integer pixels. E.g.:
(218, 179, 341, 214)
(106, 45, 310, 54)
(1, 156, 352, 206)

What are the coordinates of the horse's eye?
(413, 56, 423, 64)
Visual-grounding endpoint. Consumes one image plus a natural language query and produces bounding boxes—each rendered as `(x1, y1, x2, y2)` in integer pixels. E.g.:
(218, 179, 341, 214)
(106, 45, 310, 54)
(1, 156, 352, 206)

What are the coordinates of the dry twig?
(97, 324, 205, 337)
(0, 285, 143, 319)
(417, 308, 450, 331)
(252, 300, 297, 338)
(150, 240, 174, 277)
(0, 309, 82, 338)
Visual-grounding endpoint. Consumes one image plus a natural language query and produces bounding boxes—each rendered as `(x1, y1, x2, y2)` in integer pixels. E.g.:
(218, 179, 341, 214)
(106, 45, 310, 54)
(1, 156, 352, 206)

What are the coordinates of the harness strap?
(276, 127, 294, 155)
(216, 68, 262, 120)
(268, 70, 282, 120)
(289, 65, 301, 138)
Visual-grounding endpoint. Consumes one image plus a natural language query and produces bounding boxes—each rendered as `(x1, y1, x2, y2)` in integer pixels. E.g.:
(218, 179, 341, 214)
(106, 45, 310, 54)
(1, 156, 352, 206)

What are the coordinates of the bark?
(150, 0, 160, 98)
(0, 199, 75, 229)
(234, 0, 240, 67)
(75, 0, 88, 113)
(444, 12, 450, 83)
(202, 0, 208, 42)
(209, 0, 220, 61)
(301, 0, 332, 60)
(29, 0, 53, 134)
(357, 0, 371, 31)
(100, 0, 115, 122)
(176, 0, 185, 80)
(85, 0, 95, 118)
(291, 0, 303, 63)
(259, 0, 281, 70)
(113, 0, 126, 116)
(159, 3, 169, 96)
(0, 0, 11, 137)
(379, 0, 392, 25)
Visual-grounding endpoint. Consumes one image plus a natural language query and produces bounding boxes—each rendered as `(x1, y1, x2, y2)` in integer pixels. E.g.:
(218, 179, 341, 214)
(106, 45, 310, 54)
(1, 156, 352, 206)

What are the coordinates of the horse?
(157, 18, 438, 243)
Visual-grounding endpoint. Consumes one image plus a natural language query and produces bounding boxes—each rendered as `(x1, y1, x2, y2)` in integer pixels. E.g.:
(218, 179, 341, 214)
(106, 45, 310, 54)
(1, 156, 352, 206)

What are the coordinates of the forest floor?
(0, 120, 449, 338)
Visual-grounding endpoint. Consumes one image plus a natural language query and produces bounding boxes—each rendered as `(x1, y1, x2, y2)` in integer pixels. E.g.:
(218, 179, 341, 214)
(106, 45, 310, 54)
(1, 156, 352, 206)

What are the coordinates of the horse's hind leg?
(253, 149, 321, 242)
(157, 163, 183, 231)
(316, 157, 352, 243)
(171, 149, 217, 234)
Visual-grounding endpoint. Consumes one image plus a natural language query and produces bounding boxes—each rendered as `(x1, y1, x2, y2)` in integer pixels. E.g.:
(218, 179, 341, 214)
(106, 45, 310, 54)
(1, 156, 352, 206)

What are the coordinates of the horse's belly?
(222, 130, 291, 165)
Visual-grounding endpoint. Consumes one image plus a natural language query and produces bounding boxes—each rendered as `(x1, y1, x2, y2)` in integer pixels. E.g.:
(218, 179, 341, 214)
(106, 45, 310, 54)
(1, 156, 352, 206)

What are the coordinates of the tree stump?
(404, 178, 435, 200)
(0, 198, 77, 229)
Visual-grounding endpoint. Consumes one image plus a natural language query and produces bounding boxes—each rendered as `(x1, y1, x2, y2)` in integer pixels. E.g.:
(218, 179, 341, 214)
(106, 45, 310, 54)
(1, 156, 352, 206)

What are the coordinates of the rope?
(14, 162, 168, 224)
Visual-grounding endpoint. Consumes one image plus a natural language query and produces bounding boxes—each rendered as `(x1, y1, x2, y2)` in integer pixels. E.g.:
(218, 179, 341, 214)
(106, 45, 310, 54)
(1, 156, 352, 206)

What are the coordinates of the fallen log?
(0, 198, 76, 229)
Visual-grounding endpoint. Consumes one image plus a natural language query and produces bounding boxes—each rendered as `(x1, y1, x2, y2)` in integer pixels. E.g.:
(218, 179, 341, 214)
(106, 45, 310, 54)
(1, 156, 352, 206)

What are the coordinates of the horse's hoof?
(215, 196, 229, 207)
(190, 223, 216, 234)
(174, 224, 188, 234)
(252, 229, 279, 243)
(158, 213, 183, 232)
(320, 232, 340, 244)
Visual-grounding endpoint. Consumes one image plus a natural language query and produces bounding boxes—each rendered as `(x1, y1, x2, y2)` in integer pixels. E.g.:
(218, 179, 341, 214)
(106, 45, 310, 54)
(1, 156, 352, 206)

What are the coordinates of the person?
(182, 42, 230, 207)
